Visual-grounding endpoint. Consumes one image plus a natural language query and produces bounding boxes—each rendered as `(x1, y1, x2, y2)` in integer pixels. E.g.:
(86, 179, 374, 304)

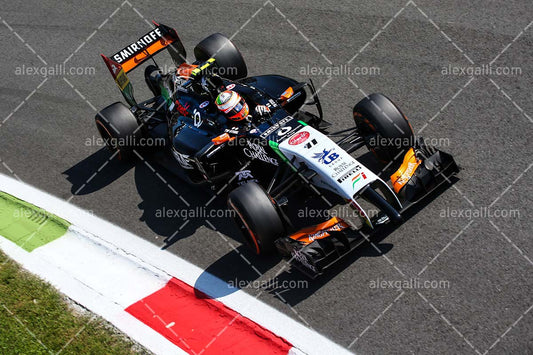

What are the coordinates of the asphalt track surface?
(1, 0, 532, 353)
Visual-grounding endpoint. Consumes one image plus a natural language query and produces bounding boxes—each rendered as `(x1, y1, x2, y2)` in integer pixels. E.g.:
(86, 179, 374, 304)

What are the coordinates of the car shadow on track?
(134, 159, 245, 247)
(63, 148, 242, 245)
(63, 148, 132, 195)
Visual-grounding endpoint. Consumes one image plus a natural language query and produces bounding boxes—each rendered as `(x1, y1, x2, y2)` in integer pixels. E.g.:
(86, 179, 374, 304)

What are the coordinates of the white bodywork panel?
(278, 125, 380, 200)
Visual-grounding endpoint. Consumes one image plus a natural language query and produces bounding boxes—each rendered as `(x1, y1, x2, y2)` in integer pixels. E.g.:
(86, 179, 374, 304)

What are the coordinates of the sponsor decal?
(114, 70, 129, 90)
(110, 63, 120, 75)
(288, 131, 310, 145)
(199, 101, 209, 109)
(277, 126, 301, 143)
(266, 98, 278, 109)
(352, 172, 367, 187)
(192, 109, 202, 127)
(236, 170, 253, 180)
(336, 165, 362, 183)
(396, 161, 418, 185)
(260, 116, 293, 138)
(226, 83, 236, 90)
(308, 231, 329, 242)
(112, 28, 163, 63)
(172, 148, 194, 169)
(312, 148, 339, 165)
(244, 141, 278, 166)
(225, 126, 240, 135)
(291, 250, 317, 272)
(304, 138, 318, 149)
(307, 222, 347, 242)
(235, 170, 258, 185)
(277, 126, 293, 136)
(330, 161, 356, 178)
(175, 100, 190, 116)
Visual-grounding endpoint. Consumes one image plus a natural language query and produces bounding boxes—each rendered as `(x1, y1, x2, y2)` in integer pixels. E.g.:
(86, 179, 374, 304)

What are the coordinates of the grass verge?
(0, 250, 150, 355)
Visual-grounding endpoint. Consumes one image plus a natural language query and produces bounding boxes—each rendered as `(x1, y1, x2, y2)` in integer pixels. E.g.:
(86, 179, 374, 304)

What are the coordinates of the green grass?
(0, 251, 150, 355)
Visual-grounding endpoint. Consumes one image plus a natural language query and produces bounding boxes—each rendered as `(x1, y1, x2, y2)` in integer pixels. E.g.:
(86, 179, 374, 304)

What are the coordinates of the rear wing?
(101, 22, 186, 106)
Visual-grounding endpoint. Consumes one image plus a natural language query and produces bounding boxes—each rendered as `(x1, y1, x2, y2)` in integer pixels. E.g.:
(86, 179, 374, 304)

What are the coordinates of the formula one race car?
(95, 23, 459, 278)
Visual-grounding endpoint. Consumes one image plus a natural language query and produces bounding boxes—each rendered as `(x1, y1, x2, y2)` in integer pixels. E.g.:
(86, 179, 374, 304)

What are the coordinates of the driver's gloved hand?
(254, 105, 271, 117)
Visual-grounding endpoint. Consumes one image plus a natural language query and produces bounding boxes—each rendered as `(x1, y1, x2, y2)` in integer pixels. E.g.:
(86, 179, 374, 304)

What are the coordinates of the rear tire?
(228, 182, 285, 254)
(194, 33, 247, 80)
(95, 102, 142, 161)
(353, 93, 414, 163)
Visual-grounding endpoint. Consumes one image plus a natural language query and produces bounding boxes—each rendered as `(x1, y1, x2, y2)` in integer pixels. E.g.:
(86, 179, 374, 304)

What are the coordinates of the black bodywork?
(97, 24, 460, 278)
(138, 72, 320, 189)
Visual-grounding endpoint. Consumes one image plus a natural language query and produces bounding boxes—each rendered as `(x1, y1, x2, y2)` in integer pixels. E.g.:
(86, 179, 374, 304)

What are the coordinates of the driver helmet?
(215, 90, 249, 121)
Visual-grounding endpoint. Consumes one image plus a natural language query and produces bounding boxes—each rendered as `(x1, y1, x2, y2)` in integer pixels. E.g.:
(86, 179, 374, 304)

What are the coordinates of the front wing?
(275, 143, 460, 278)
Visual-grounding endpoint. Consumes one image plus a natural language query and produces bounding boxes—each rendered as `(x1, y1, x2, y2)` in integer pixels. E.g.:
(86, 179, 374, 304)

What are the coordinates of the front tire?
(353, 93, 414, 163)
(95, 102, 142, 161)
(228, 182, 285, 254)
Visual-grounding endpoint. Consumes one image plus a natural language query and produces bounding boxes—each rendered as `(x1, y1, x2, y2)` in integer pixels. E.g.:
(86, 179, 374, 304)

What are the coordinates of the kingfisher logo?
(352, 172, 367, 187)
(312, 148, 339, 165)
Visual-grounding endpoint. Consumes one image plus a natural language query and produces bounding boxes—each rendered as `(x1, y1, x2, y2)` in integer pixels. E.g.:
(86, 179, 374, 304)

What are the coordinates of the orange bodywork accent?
(212, 133, 236, 145)
(120, 35, 176, 73)
(176, 63, 199, 79)
(289, 217, 349, 245)
(390, 148, 421, 193)
(280, 87, 294, 101)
